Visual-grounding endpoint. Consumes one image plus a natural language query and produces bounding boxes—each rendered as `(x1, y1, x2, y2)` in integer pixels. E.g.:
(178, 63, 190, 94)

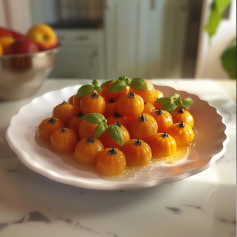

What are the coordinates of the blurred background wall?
(0, 0, 236, 79)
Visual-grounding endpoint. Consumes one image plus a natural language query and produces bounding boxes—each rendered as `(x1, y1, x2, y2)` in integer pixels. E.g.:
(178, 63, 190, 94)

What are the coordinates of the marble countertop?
(0, 79, 236, 237)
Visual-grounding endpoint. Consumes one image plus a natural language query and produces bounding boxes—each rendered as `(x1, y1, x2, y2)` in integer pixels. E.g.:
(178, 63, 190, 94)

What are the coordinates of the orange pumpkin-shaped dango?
(122, 139, 152, 167)
(129, 113, 158, 141)
(167, 120, 194, 146)
(106, 112, 135, 128)
(154, 89, 164, 101)
(53, 101, 79, 125)
(151, 108, 173, 133)
(153, 89, 164, 109)
(68, 95, 75, 105)
(116, 91, 144, 116)
(50, 128, 78, 153)
(147, 132, 176, 158)
(75, 137, 104, 164)
(104, 98, 116, 117)
(78, 120, 97, 139)
(68, 112, 84, 132)
(96, 147, 126, 176)
(100, 122, 130, 149)
(38, 117, 64, 140)
(171, 108, 194, 128)
(73, 95, 81, 109)
(101, 80, 129, 101)
(143, 102, 156, 114)
(80, 91, 106, 115)
(130, 80, 156, 103)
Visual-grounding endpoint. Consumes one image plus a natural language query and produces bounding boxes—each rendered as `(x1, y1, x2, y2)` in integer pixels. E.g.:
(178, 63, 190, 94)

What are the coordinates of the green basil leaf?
(156, 97, 170, 103)
(174, 98, 184, 107)
(92, 79, 98, 87)
(170, 94, 181, 101)
(108, 124, 124, 146)
(118, 76, 130, 84)
(95, 86, 102, 93)
(94, 124, 107, 138)
(180, 98, 193, 108)
(161, 102, 178, 113)
(101, 80, 113, 88)
(130, 78, 147, 91)
(76, 85, 94, 98)
(109, 80, 128, 92)
(82, 113, 105, 124)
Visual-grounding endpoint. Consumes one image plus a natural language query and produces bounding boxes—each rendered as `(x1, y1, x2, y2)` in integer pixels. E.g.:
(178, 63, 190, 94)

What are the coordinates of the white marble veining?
(0, 79, 236, 237)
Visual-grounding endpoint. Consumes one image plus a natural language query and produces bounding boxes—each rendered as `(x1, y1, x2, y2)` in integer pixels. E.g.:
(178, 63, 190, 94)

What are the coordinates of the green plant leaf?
(170, 94, 181, 101)
(158, 93, 193, 113)
(107, 124, 124, 146)
(181, 98, 194, 107)
(205, 0, 231, 38)
(157, 93, 180, 103)
(109, 79, 128, 92)
(95, 86, 102, 93)
(216, 0, 232, 13)
(92, 79, 98, 87)
(161, 102, 178, 113)
(82, 113, 106, 124)
(76, 85, 94, 98)
(101, 80, 113, 88)
(156, 97, 170, 103)
(118, 76, 130, 85)
(94, 124, 107, 138)
(130, 78, 147, 91)
(174, 97, 193, 108)
(173, 99, 183, 107)
(92, 79, 102, 93)
(221, 41, 236, 79)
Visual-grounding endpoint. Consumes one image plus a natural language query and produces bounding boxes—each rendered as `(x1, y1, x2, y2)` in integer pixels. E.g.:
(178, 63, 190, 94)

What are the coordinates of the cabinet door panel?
(50, 42, 102, 78)
(116, 2, 137, 74)
(105, 0, 148, 78)
(105, 0, 189, 79)
(146, 0, 165, 77)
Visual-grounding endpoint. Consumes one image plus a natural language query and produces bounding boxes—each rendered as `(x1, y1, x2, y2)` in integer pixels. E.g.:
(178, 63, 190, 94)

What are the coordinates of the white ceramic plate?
(6, 85, 228, 190)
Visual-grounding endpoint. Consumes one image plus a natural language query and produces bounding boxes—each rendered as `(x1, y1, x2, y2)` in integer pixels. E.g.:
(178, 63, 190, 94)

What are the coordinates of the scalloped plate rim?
(6, 84, 229, 190)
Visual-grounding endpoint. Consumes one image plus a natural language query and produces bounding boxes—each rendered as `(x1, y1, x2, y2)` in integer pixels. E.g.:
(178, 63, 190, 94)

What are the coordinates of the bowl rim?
(0, 44, 61, 59)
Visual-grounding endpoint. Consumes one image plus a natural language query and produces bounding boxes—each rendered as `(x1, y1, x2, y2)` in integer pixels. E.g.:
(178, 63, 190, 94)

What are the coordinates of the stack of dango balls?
(38, 77, 194, 176)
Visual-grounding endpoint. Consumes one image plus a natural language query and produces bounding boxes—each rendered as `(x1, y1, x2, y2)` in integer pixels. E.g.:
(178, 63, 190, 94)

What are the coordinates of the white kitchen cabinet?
(158, 0, 189, 78)
(50, 29, 105, 79)
(105, 0, 149, 79)
(105, 0, 189, 79)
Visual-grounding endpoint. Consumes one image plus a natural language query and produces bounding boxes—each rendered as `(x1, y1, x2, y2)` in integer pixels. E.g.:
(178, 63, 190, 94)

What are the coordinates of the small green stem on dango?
(91, 92, 99, 99)
(127, 91, 135, 98)
(139, 114, 148, 122)
(155, 108, 164, 115)
(48, 117, 56, 123)
(108, 98, 115, 103)
(161, 132, 169, 138)
(113, 112, 121, 118)
(76, 112, 83, 117)
(60, 128, 67, 133)
(86, 137, 95, 144)
(177, 120, 186, 128)
(115, 122, 121, 127)
(177, 108, 185, 113)
(134, 138, 142, 146)
(108, 147, 117, 155)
